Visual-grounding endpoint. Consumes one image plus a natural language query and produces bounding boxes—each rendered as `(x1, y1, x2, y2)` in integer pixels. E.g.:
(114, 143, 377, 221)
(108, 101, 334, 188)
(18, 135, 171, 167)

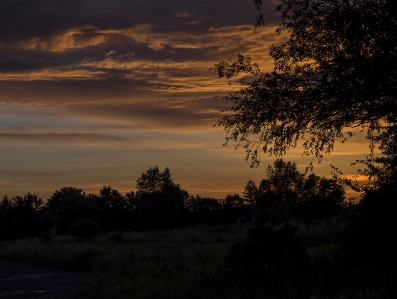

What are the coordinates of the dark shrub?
(225, 223, 311, 275)
(107, 231, 123, 244)
(337, 183, 397, 269)
(69, 218, 101, 242)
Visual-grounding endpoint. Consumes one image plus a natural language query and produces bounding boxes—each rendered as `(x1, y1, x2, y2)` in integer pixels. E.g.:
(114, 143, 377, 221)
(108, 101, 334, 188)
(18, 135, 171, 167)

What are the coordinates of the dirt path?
(0, 260, 87, 298)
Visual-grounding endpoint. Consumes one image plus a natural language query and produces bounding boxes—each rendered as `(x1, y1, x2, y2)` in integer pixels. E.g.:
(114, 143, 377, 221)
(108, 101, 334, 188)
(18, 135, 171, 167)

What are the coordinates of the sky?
(0, 0, 371, 200)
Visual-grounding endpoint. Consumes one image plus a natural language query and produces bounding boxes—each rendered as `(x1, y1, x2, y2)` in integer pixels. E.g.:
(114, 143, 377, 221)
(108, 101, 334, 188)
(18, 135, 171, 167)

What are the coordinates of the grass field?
(1, 224, 396, 299)
(0, 225, 248, 299)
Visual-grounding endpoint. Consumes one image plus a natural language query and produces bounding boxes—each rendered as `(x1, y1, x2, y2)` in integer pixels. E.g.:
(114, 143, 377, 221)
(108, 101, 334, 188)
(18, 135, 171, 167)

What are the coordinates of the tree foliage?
(135, 166, 188, 229)
(136, 166, 174, 195)
(0, 193, 46, 240)
(213, 0, 397, 169)
(244, 159, 345, 225)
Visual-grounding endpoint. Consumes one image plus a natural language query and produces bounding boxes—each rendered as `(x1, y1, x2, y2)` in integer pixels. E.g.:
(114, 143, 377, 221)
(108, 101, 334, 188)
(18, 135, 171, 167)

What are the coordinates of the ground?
(0, 260, 86, 299)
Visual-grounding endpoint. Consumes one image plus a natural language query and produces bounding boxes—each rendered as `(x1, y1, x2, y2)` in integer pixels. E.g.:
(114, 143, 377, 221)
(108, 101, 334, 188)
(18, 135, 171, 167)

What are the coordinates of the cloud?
(1, 0, 282, 55)
(119, 23, 283, 53)
(61, 95, 232, 130)
(0, 132, 208, 150)
(174, 12, 193, 18)
(2, 26, 109, 52)
(104, 50, 117, 57)
(0, 67, 106, 81)
(0, 171, 56, 177)
(0, 132, 130, 145)
(187, 21, 201, 25)
(0, 0, 83, 44)
(2, 21, 283, 57)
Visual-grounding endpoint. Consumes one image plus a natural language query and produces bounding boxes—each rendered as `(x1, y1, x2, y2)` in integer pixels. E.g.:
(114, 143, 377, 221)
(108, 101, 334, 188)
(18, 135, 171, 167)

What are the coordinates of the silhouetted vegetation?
(212, 0, 396, 170)
(0, 193, 48, 240)
(1, 160, 396, 298)
(69, 218, 102, 242)
(225, 223, 312, 275)
(242, 159, 345, 227)
(0, 166, 251, 241)
(135, 166, 187, 230)
(1, 0, 396, 297)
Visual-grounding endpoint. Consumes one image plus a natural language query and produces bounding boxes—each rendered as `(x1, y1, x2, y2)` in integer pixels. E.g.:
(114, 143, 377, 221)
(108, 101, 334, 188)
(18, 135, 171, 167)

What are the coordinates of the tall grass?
(1, 224, 396, 299)
(0, 225, 248, 299)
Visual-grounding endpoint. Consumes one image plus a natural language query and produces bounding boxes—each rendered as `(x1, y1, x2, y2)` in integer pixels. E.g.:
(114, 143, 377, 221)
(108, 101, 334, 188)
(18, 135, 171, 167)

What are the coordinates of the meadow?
(1, 223, 396, 299)
(0, 225, 247, 299)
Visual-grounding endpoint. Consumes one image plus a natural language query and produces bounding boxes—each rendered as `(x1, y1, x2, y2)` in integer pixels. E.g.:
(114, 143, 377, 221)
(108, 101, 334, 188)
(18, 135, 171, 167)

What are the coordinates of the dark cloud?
(0, 170, 57, 177)
(0, 132, 152, 145)
(61, 97, 227, 130)
(0, 0, 83, 43)
(0, 59, 58, 73)
(0, 0, 280, 48)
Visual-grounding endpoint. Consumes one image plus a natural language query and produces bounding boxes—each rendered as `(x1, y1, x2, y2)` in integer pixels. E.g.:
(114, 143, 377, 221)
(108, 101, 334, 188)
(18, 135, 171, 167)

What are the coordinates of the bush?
(69, 218, 102, 242)
(225, 223, 311, 275)
(337, 183, 397, 269)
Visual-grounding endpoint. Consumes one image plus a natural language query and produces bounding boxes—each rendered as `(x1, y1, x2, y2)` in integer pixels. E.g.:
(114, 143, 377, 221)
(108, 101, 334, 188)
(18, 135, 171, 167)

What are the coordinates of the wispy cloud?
(0, 67, 106, 81)
(0, 171, 57, 177)
(0, 132, 209, 150)
(174, 12, 193, 18)
(2, 26, 108, 52)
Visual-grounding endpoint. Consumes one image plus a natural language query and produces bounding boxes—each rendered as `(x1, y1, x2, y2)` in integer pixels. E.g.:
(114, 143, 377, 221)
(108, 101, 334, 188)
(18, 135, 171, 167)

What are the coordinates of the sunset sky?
(0, 0, 370, 200)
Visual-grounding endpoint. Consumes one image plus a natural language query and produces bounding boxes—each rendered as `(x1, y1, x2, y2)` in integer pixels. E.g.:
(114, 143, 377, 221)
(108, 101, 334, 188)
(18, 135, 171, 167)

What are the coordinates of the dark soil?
(0, 260, 87, 298)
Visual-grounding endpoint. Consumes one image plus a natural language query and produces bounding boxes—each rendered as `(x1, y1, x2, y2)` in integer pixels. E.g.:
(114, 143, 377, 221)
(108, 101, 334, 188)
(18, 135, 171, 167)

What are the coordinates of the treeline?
(0, 160, 350, 241)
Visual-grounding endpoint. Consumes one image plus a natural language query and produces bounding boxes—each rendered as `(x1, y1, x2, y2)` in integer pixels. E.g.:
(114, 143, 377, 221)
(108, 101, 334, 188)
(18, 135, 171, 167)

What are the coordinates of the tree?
(46, 187, 86, 214)
(262, 159, 304, 202)
(183, 195, 222, 226)
(136, 166, 175, 195)
(299, 174, 345, 227)
(212, 0, 397, 170)
(243, 180, 258, 204)
(244, 159, 345, 225)
(254, 159, 304, 208)
(135, 166, 188, 229)
(98, 186, 136, 231)
(0, 193, 47, 240)
(45, 187, 107, 235)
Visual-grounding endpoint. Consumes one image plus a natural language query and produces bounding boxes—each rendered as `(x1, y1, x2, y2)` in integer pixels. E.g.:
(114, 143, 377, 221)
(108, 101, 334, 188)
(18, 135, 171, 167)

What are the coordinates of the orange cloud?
(0, 67, 105, 81)
(174, 12, 193, 18)
(2, 26, 108, 52)
(0, 132, 208, 150)
(2, 23, 284, 58)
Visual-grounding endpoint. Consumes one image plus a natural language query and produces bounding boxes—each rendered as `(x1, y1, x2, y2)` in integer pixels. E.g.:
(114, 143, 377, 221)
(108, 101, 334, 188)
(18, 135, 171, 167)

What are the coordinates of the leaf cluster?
(213, 0, 397, 167)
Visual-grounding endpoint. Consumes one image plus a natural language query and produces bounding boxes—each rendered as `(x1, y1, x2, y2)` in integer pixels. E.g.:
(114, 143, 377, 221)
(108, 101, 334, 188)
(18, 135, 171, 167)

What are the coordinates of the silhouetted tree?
(98, 186, 136, 231)
(243, 180, 258, 204)
(252, 159, 304, 222)
(45, 187, 106, 235)
(0, 193, 47, 240)
(299, 174, 345, 227)
(183, 195, 222, 226)
(136, 166, 174, 195)
(244, 160, 345, 225)
(135, 166, 188, 230)
(212, 0, 396, 169)
(261, 159, 304, 204)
